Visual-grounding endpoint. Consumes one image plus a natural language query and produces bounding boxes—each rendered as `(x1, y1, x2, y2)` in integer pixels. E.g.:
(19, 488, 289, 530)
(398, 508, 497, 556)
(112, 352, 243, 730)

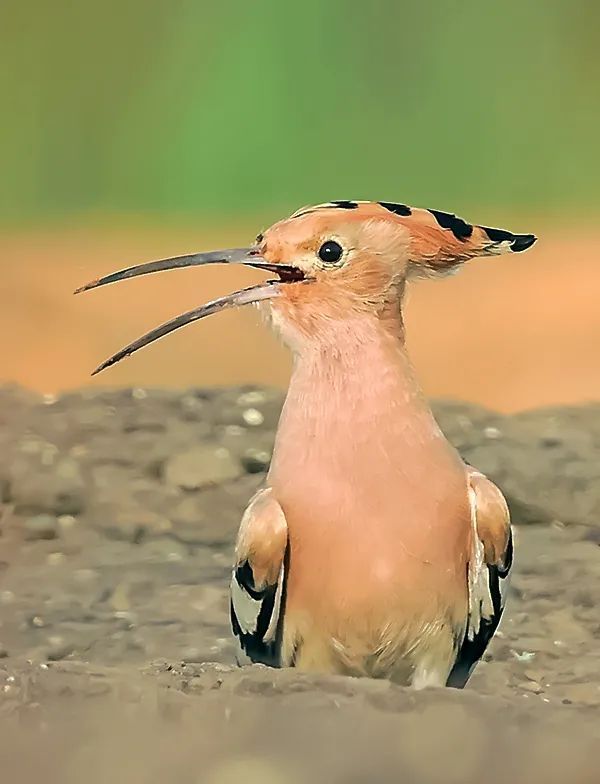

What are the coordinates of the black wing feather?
(447, 530, 513, 688)
(230, 557, 286, 667)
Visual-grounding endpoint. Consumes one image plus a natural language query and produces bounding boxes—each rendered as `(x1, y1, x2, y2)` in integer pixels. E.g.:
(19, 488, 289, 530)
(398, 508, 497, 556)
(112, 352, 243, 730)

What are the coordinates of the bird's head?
(76, 200, 537, 372)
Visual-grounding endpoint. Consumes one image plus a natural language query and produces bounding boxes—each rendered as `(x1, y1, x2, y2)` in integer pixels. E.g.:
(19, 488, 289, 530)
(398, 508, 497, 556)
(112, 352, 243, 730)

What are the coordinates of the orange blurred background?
(4, 219, 599, 412)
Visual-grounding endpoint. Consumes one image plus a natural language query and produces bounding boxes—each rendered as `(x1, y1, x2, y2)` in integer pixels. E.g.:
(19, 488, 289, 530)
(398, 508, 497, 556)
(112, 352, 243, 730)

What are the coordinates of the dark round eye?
(317, 240, 343, 264)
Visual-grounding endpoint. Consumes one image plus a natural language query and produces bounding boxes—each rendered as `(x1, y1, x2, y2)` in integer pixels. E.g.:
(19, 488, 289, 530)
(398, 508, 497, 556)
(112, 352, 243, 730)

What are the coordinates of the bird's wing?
(230, 487, 288, 666)
(447, 468, 513, 688)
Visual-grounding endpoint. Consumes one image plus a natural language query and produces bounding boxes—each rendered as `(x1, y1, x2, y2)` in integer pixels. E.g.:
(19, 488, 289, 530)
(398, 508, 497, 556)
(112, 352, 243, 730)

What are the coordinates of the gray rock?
(180, 646, 204, 663)
(434, 401, 600, 527)
(170, 496, 205, 527)
(179, 394, 210, 422)
(10, 455, 85, 516)
(24, 514, 59, 540)
(98, 506, 173, 543)
(167, 481, 255, 545)
(241, 447, 272, 474)
(164, 445, 242, 490)
(45, 637, 74, 661)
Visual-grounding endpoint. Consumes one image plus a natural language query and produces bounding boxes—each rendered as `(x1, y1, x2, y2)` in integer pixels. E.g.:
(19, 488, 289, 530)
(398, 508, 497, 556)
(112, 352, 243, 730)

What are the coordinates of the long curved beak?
(75, 246, 307, 375)
(74, 246, 299, 292)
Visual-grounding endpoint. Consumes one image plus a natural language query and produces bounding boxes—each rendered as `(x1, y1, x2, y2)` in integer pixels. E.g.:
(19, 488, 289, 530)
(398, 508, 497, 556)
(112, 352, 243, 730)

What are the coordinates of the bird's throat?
(268, 314, 454, 492)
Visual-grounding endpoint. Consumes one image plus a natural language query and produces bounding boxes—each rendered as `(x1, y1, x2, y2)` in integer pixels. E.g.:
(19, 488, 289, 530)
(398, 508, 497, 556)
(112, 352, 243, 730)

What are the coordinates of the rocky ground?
(0, 384, 599, 782)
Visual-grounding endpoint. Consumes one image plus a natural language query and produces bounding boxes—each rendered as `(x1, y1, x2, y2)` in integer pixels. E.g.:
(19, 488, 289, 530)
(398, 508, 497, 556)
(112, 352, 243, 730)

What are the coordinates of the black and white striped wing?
(229, 488, 288, 667)
(230, 558, 286, 666)
(447, 470, 513, 688)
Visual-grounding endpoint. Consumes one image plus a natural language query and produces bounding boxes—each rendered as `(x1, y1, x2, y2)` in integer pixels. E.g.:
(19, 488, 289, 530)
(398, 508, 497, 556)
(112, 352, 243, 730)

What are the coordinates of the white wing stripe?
(230, 572, 262, 634)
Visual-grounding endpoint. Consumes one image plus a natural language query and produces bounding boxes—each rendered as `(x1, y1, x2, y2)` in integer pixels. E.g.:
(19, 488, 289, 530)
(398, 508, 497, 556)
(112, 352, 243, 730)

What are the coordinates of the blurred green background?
(2, 0, 599, 410)
(2, 0, 599, 224)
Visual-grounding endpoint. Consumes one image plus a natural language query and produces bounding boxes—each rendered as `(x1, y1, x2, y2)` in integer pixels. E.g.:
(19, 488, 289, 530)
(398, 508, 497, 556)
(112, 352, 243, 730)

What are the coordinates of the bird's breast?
(266, 327, 472, 677)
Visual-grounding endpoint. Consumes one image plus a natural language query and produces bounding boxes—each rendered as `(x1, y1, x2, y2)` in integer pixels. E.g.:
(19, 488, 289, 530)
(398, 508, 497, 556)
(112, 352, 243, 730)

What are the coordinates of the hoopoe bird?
(77, 200, 536, 688)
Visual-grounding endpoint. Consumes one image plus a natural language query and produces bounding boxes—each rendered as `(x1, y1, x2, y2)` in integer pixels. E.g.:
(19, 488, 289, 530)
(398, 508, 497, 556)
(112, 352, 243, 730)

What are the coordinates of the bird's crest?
(289, 200, 536, 275)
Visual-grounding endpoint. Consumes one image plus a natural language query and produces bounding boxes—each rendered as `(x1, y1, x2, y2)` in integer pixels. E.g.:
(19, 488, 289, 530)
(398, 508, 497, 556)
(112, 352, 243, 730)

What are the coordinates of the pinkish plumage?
(78, 199, 533, 687)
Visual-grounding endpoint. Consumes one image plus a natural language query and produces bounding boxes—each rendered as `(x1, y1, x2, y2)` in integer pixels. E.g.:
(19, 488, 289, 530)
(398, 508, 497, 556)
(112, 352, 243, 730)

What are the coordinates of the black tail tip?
(511, 234, 537, 253)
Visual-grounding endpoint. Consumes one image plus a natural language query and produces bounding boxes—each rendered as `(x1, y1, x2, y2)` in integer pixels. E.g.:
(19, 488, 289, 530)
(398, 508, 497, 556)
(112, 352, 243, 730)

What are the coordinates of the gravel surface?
(0, 384, 599, 782)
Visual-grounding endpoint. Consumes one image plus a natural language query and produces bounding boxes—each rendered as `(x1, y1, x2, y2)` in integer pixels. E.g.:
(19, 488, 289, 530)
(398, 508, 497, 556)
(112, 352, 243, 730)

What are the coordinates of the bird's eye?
(317, 240, 344, 264)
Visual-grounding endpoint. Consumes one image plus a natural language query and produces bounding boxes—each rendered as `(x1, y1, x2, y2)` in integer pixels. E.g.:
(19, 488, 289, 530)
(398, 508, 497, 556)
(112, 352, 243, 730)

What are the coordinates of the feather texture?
(447, 469, 513, 688)
(230, 488, 288, 666)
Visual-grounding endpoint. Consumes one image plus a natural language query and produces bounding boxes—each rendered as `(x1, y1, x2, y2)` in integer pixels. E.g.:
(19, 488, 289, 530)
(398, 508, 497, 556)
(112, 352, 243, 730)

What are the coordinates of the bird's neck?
(268, 310, 453, 487)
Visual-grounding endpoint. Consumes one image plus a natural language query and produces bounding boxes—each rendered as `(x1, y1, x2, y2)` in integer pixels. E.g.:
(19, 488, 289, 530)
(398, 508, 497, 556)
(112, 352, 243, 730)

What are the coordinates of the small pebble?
(114, 610, 136, 622)
(46, 638, 74, 661)
(540, 436, 562, 448)
(24, 514, 59, 541)
(180, 395, 205, 419)
(131, 387, 148, 400)
(523, 668, 545, 683)
(511, 650, 536, 662)
(181, 647, 203, 663)
(242, 448, 271, 473)
(520, 680, 544, 694)
(0, 591, 15, 605)
(164, 445, 242, 489)
(242, 408, 264, 426)
(237, 390, 266, 406)
(484, 426, 502, 439)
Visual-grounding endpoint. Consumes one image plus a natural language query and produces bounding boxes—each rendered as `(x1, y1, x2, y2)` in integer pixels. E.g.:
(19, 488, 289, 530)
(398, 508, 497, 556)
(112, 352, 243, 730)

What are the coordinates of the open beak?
(74, 246, 307, 375)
